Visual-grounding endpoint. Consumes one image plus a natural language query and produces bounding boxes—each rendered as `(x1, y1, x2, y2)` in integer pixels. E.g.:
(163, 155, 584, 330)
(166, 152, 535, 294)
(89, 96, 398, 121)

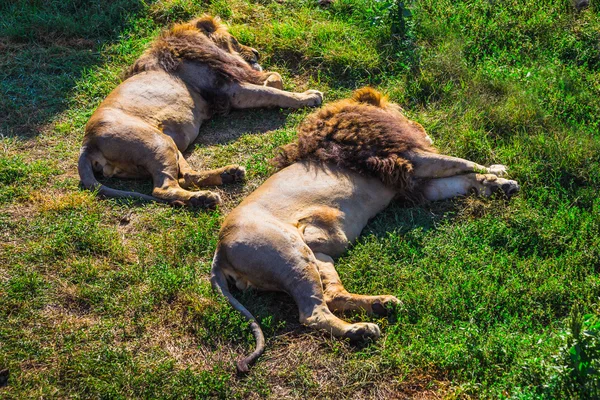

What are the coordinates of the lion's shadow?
(188, 108, 290, 148)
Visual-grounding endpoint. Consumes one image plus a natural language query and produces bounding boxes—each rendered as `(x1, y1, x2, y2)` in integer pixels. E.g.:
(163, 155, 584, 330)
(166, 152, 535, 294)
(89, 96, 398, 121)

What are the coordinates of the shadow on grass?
(364, 198, 465, 239)
(0, 1, 150, 138)
(191, 109, 290, 147)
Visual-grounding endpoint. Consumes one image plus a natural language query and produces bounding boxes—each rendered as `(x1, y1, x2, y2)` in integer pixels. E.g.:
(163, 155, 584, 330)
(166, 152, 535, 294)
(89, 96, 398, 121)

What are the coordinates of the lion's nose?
(251, 48, 260, 61)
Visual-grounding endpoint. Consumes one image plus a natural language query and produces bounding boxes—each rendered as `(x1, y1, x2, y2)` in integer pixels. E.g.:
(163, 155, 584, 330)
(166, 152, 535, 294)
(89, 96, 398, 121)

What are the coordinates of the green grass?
(1, 0, 600, 398)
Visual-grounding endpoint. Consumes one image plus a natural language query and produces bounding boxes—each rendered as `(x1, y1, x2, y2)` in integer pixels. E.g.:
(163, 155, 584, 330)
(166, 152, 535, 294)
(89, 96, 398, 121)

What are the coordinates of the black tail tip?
(0, 368, 8, 387)
(236, 359, 250, 374)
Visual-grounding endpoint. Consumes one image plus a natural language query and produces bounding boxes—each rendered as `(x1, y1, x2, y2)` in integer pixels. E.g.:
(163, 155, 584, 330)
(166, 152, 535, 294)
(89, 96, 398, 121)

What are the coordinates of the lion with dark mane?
(273, 88, 437, 200)
(211, 88, 520, 372)
(78, 16, 322, 206)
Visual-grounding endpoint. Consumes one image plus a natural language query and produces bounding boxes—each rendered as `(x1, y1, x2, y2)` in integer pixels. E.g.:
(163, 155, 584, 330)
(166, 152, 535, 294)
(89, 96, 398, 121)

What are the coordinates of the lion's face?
(215, 34, 263, 71)
(195, 16, 263, 71)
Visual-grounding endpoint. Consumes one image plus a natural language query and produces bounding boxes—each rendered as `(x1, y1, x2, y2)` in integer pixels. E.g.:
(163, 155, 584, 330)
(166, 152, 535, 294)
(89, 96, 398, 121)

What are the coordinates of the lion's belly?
(239, 162, 397, 258)
(296, 206, 350, 257)
(160, 88, 211, 150)
(162, 120, 202, 151)
(300, 210, 379, 257)
(240, 162, 397, 255)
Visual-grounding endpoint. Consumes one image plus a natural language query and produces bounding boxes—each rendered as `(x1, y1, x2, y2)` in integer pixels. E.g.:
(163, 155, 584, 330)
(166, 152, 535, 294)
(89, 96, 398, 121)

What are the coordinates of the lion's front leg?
(314, 253, 401, 317)
(226, 82, 323, 109)
(422, 173, 520, 201)
(407, 150, 509, 179)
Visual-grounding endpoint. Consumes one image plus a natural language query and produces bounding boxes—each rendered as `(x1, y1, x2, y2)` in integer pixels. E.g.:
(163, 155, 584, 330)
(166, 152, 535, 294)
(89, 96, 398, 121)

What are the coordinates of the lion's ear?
(352, 87, 387, 108)
(195, 16, 222, 35)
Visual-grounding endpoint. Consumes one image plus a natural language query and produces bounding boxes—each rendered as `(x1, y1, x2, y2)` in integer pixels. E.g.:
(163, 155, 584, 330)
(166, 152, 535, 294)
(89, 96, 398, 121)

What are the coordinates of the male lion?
(78, 16, 323, 206)
(210, 87, 520, 372)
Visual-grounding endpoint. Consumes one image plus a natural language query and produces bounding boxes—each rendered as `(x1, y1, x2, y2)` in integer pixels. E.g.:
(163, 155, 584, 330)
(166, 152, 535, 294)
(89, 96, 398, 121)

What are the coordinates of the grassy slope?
(1, 0, 599, 398)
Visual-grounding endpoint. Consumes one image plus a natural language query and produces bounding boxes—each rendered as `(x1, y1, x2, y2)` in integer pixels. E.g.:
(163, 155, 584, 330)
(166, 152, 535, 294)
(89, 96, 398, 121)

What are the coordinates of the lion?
(210, 87, 520, 372)
(78, 16, 323, 206)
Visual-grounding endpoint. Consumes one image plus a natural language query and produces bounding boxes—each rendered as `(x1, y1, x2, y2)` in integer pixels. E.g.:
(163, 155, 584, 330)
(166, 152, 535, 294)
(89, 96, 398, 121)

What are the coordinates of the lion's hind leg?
(285, 249, 381, 342)
(136, 133, 221, 207)
(86, 119, 217, 206)
(314, 253, 401, 317)
(177, 151, 245, 188)
(222, 221, 380, 342)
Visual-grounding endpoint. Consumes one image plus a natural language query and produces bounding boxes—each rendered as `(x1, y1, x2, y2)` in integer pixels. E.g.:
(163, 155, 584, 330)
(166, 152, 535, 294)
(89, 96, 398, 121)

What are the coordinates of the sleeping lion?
(78, 16, 322, 206)
(211, 87, 520, 372)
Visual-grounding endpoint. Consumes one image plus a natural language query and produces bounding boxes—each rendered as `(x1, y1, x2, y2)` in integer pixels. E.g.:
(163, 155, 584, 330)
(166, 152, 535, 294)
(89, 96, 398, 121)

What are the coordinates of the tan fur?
(211, 88, 520, 372)
(78, 16, 323, 206)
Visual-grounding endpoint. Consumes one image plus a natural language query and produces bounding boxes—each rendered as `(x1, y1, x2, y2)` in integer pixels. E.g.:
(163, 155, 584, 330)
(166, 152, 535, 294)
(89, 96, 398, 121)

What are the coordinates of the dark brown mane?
(272, 88, 436, 197)
(124, 16, 264, 86)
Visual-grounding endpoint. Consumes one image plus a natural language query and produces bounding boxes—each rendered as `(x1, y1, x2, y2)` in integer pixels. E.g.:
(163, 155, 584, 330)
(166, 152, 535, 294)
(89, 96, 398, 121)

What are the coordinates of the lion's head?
(126, 15, 266, 81)
(192, 16, 263, 71)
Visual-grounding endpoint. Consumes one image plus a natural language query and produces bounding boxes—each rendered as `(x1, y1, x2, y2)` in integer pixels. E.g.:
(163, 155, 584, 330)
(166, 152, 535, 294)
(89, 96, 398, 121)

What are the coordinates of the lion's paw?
(498, 178, 520, 198)
(479, 175, 520, 199)
(302, 90, 324, 107)
(488, 164, 508, 177)
(220, 165, 246, 184)
(188, 191, 221, 208)
(344, 322, 381, 342)
(372, 296, 402, 317)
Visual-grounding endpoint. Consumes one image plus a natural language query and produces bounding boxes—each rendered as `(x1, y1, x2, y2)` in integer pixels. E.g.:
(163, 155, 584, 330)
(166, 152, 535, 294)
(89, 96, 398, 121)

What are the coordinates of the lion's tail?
(210, 249, 265, 374)
(78, 146, 165, 203)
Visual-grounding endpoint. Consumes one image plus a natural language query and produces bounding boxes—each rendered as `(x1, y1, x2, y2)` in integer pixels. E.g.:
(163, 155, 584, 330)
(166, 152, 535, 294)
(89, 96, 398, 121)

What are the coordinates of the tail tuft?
(236, 357, 250, 374)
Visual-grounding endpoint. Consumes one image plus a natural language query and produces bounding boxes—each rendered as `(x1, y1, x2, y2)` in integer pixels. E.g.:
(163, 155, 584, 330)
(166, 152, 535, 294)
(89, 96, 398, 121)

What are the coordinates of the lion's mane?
(125, 16, 265, 86)
(272, 88, 436, 198)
